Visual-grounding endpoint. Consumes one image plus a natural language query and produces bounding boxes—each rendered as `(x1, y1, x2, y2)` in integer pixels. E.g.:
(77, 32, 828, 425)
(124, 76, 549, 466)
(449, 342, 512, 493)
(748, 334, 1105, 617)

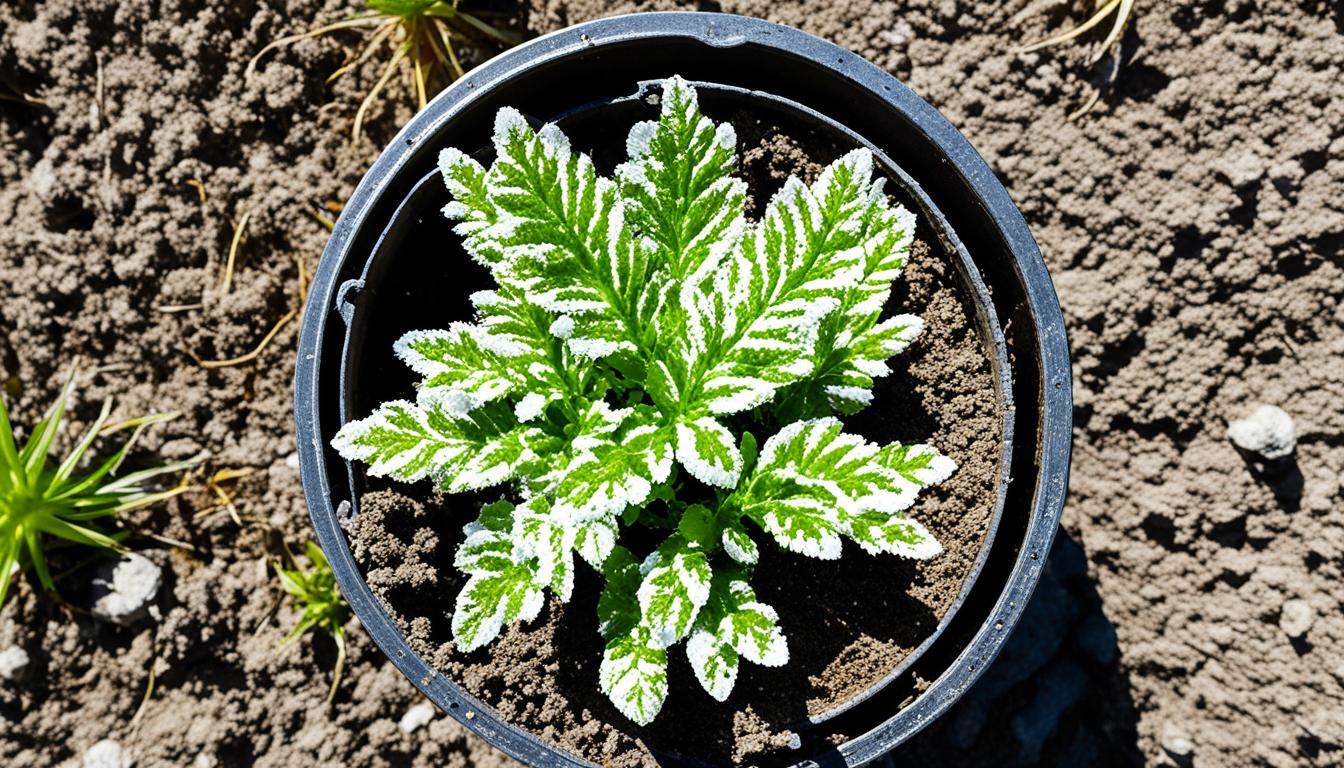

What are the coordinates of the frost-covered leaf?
(441, 110, 656, 362)
(687, 575, 787, 701)
(600, 623, 669, 725)
(395, 324, 524, 416)
(616, 75, 746, 282)
(637, 535, 712, 647)
(720, 518, 759, 565)
(332, 400, 549, 490)
(550, 403, 674, 522)
(452, 503, 546, 651)
(674, 415, 742, 488)
(733, 417, 952, 560)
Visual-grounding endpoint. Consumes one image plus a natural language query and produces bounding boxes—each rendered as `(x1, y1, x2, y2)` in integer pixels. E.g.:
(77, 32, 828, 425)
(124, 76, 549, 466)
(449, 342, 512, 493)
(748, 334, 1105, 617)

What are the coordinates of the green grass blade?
(49, 399, 113, 491)
(20, 371, 76, 487)
(0, 537, 22, 610)
(38, 516, 124, 553)
(0, 393, 22, 492)
(25, 530, 55, 592)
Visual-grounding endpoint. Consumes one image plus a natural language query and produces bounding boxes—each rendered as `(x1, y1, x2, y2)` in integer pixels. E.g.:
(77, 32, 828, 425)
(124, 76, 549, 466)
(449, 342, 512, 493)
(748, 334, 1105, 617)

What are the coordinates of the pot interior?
(334, 78, 1012, 764)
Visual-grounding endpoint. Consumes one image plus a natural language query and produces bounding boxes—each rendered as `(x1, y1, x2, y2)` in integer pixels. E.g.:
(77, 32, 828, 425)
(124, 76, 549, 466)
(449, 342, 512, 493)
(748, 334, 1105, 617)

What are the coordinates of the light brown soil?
(2, 0, 1342, 767)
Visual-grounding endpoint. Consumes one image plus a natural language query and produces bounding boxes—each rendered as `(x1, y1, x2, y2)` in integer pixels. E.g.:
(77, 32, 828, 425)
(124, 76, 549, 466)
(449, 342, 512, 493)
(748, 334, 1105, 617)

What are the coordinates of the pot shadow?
(879, 530, 1144, 768)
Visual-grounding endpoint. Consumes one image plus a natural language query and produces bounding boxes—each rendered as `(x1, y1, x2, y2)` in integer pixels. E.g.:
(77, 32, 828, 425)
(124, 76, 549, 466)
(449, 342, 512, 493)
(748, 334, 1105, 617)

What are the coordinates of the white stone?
(90, 553, 162, 626)
(398, 701, 436, 734)
(83, 739, 134, 768)
(0, 646, 29, 681)
(1280, 599, 1314, 638)
(1227, 405, 1296, 460)
(1160, 722, 1194, 761)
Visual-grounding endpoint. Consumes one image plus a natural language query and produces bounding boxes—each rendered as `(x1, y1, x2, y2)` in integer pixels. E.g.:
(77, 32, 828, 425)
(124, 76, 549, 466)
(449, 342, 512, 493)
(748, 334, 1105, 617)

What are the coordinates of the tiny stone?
(285, 452, 300, 470)
(191, 752, 217, 768)
(785, 731, 801, 750)
(398, 701, 436, 734)
(1280, 599, 1314, 638)
(0, 646, 30, 681)
(84, 739, 134, 768)
(1227, 405, 1296, 460)
(90, 553, 163, 626)
(1161, 722, 1194, 763)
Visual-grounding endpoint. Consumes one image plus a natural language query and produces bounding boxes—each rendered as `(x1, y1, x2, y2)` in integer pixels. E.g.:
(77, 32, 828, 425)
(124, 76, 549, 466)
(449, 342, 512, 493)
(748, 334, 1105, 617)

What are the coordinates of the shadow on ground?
(879, 529, 1144, 767)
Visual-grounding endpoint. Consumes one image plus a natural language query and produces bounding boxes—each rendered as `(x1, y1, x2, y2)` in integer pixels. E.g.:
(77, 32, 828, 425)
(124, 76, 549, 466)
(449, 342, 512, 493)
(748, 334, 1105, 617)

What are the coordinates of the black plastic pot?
(295, 12, 1071, 766)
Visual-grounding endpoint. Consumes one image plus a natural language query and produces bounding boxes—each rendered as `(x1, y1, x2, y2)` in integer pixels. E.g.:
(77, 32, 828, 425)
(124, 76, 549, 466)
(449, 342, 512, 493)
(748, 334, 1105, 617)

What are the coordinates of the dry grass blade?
(1021, 0, 1136, 63)
(187, 309, 298, 370)
(249, 1, 521, 142)
(219, 209, 252, 296)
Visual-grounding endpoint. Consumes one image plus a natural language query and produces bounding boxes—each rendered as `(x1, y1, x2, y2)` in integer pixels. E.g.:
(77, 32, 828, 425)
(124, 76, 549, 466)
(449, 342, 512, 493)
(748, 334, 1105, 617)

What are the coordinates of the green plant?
(247, 0, 521, 140)
(275, 541, 351, 703)
(333, 76, 956, 723)
(0, 374, 195, 610)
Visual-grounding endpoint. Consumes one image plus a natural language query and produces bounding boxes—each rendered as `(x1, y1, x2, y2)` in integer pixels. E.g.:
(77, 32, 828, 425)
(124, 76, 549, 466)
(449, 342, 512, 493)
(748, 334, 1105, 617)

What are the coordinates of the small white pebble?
(83, 739, 134, 768)
(398, 701, 436, 734)
(285, 452, 301, 470)
(1160, 722, 1194, 760)
(0, 646, 30, 681)
(1227, 405, 1296, 460)
(1280, 599, 1314, 638)
(191, 751, 217, 768)
(91, 554, 162, 626)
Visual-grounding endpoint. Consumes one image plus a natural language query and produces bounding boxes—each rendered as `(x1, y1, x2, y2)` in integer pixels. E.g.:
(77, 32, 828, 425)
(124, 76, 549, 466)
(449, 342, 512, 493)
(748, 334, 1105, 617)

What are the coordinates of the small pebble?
(90, 553, 163, 626)
(398, 701, 435, 734)
(1227, 405, 1296, 460)
(1280, 599, 1314, 638)
(285, 452, 300, 470)
(1161, 722, 1194, 764)
(0, 646, 30, 681)
(83, 739, 134, 768)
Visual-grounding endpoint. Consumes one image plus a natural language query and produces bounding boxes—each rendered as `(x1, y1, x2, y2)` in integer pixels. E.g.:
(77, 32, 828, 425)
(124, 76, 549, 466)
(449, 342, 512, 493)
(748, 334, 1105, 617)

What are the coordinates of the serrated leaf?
(549, 403, 673, 522)
(449, 109, 657, 362)
(599, 623, 668, 725)
(720, 518, 759, 565)
(637, 535, 711, 648)
(686, 576, 787, 701)
(395, 324, 524, 416)
(674, 415, 742, 488)
(598, 545, 642, 640)
(616, 75, 747, 282)
(735, 417, 952, 560)
(332, 400, 548, 490)
(452, 507, 546, 651)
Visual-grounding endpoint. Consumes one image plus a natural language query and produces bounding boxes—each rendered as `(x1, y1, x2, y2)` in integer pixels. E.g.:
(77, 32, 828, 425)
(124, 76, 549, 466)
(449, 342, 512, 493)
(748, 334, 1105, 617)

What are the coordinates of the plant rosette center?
(333, 75, 956, 725)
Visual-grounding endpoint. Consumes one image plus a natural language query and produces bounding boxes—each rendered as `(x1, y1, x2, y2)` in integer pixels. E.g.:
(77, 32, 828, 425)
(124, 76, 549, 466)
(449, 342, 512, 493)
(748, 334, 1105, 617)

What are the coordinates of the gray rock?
(90, 553, 162, 626)
(0, 646, 29, 681)
(1227, 405, 1296, 460)
(1279, 599, 1314, 638)
(83, 739, 134, 768)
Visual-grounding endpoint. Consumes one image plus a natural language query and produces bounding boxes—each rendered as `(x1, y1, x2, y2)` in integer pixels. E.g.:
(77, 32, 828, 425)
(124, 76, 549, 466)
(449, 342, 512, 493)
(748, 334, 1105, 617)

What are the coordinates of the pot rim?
(295, 11, 1072, 766)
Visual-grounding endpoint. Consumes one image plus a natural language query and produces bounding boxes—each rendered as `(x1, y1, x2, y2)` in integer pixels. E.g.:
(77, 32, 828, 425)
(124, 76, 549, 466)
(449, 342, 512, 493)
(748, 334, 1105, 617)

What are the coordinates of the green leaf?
(597, 545, 642, 639)
(548, 402, 673, 523)
(686, 576, 787, 701)
(452, 507, 546, 651)
(673, 415, 742, 488)
(735, 417, 953, 560)
(332, 400, 550, 490)
(636, 535, 711, 647)
(395, 324, 526, 416)
(446, 109, 658, 362)
(720, 518, 759, 565)
(616, 75, 747, 282)
(599, 623, 668, 726)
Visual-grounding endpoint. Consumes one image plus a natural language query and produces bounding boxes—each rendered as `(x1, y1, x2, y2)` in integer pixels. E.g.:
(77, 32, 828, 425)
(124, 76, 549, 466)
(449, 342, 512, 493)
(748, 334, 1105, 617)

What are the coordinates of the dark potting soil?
(346, 120, 1003, 766)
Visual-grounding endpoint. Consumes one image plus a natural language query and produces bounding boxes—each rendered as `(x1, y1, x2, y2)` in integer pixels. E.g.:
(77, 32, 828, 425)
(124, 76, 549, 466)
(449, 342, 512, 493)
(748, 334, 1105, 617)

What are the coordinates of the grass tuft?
(1021, 0, 1137, 64)
(275, 541, 351, 703)
(0, 370, 199, 610)
(247, 0, 521, 141)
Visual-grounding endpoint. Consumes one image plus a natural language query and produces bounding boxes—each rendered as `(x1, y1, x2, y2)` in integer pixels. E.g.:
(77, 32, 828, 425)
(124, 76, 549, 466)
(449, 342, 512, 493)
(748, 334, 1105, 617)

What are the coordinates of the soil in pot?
(344, 110, 1003, 766)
